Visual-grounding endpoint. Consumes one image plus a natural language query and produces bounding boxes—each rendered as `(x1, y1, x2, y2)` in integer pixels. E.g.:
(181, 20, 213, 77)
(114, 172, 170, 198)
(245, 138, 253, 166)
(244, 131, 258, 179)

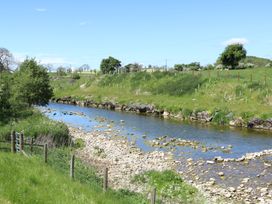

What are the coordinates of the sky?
(1, 0, 272, 69)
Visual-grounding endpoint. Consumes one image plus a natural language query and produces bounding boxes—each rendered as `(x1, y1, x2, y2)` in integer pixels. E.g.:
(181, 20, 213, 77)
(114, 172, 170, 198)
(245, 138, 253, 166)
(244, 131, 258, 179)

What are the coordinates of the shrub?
(72, 72, 80, 80)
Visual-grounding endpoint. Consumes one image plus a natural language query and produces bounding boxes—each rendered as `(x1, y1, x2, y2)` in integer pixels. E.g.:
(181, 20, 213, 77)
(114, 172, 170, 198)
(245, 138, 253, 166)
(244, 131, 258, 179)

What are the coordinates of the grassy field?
(0, 150, 147, 204)
(0, 147, 203, 204)
(51, 68, 272, 123)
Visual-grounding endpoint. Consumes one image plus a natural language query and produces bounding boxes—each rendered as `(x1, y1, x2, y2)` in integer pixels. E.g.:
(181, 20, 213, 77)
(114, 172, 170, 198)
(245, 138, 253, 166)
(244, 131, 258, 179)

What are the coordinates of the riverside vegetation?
(0, 49, 202, 203)
(51, 67, 272, 129)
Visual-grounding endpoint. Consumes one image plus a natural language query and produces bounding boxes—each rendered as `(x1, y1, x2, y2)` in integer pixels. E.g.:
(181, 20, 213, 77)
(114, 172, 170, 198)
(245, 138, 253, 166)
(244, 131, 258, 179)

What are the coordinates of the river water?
(41, 103, 272, 160)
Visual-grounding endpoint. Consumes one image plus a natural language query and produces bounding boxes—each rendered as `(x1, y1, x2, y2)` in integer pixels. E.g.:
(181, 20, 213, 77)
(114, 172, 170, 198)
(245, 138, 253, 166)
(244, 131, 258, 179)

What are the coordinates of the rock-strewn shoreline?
(52, 96, 272, 131)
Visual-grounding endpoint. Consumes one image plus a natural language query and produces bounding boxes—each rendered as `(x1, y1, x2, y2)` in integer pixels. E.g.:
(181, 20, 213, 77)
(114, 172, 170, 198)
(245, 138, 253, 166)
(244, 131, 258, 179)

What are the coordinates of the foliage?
(219, 44, 247, 69)
(71, 72, 81, 80)
(0, 73, 12, 120)
(124, 63, 142, 73)
(56, 66, 67, 76)
(13, 58, 53, 107)
(0, 111, 69, 145)
(0, 48, 14, 72)
(100, 56, 121, 74)
(133, 170, 202, 203)
(174, 64, 184, 71)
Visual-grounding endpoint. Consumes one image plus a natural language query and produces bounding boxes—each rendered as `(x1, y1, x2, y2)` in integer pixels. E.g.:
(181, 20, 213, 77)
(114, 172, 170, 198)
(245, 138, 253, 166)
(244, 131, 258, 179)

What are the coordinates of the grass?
(0, 150, 147, 204)
(0, 110, 69, 145)
(50, 67, 272, 122)
(132, 170, 204, 204)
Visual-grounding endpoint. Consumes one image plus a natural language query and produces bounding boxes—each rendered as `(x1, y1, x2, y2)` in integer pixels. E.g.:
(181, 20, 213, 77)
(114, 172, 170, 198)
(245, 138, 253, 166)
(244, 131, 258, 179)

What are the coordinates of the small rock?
(218, 172, 224, 177)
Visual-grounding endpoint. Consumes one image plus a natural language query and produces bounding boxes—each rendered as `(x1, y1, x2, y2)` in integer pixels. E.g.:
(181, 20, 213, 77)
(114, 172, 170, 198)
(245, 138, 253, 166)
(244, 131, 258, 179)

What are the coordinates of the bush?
(72, 72, 81, 80)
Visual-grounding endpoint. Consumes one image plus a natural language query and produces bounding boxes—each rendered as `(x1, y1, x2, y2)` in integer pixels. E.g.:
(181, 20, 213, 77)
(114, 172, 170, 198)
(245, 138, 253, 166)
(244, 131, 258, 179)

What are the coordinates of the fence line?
(2, 131, 158, 203)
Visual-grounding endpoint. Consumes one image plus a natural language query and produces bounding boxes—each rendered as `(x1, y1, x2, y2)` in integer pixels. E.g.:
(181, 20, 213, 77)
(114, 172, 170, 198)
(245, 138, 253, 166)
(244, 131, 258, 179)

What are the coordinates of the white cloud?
(223, 38, 248, 46)
(79, 21, 88, 26)
(13, 52, 73, 67)
(35, 8, 47, 12)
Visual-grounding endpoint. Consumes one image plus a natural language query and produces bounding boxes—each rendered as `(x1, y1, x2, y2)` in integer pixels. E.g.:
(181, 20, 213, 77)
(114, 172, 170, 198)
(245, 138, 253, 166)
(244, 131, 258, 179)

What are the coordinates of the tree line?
(0, 49, 52, 122)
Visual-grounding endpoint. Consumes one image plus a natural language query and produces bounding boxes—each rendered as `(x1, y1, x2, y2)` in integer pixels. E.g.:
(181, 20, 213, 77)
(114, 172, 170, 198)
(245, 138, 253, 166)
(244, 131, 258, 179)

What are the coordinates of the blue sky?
(1, 0, 272, 69)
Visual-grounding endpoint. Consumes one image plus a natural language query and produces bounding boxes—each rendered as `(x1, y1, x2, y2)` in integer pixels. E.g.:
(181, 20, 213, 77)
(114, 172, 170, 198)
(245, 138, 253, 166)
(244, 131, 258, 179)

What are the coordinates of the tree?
(0, 48, 14, 72)
(14, 58, 53, 107)
(80, 64, 90, 72)
(174, 64, 184, 71)
(219, 44, 247, 69)
(100, 56, 121, 74)
(0, 72, 12, 119)
(124, 63, 142, 73)
(56, 66, 67, 76)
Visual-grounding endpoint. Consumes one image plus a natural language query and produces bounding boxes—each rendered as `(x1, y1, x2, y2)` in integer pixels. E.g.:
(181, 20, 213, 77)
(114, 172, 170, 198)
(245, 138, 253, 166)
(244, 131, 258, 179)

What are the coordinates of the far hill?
(242, 56, 272, 67)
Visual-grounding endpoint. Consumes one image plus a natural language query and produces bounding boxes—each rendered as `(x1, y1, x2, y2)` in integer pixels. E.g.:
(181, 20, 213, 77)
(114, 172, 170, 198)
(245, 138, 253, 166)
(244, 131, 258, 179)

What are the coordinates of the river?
(41, 103, 272, 160)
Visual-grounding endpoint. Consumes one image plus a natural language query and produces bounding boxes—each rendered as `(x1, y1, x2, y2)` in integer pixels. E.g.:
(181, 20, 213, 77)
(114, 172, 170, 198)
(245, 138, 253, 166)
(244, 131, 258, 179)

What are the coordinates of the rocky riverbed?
(69, 127, 175, 192)
(69, 126, 272, 204)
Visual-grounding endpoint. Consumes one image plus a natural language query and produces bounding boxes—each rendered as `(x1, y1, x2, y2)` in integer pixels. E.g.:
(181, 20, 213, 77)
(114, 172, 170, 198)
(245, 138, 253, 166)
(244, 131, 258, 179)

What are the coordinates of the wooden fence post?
(70, 154, 75, 179)
(19, 132, 24, 152)
(237, 72, 240, 82)
(11, 131, 16, 153)
(103, 167, 108, 192)
(30, 138, 34, 153)
(44, 144, 48, 163)
(151, 187, 157, 204)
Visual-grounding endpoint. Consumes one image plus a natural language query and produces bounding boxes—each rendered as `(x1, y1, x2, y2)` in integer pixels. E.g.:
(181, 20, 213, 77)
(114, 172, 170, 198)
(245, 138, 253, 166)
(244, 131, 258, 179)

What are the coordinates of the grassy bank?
(0, 151, 147, 204)
(0, 110, 69, 145)
(51, 68, 272, 123)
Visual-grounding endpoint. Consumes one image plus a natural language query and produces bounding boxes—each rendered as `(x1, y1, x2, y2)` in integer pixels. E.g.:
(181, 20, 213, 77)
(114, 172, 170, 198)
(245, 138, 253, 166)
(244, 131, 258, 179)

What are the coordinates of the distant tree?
(80, 64, 90, 72)
(219, 44, 247, 69)
(174, 64, 184, 71)
(14, 58, 53, 107)
(124, 63, 142, 73)
(187, 62, 201, 71)
(56, 66, 67, 76)
(100, 56, 121, 74)
(66, 67, 72, 73)
(0, 48, 14, 72)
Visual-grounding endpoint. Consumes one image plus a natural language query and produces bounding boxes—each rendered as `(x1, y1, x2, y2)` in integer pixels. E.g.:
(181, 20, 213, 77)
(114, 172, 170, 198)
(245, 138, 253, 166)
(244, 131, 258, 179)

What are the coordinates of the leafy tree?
(79, 64, 90, 72)
(100, 56, 121, 74)
(0, 73, 12, 119)
(219, 44, 247, 69)
(174, 64, 184, 71)
(124, 63, 142, 73)
(0, 48, 14, 72)
(14, 58, 53, 107)
(56, 66, 67, 76)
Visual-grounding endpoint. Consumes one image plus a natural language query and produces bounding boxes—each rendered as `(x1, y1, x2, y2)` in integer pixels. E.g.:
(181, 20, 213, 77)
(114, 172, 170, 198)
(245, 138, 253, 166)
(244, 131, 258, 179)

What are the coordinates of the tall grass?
(0, 111, 69, 145)
(0, 152, 147, 204)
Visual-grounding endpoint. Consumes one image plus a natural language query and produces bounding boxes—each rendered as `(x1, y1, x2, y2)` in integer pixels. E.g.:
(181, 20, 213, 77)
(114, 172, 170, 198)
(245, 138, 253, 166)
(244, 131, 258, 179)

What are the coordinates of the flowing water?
(41, 103, 272, 160)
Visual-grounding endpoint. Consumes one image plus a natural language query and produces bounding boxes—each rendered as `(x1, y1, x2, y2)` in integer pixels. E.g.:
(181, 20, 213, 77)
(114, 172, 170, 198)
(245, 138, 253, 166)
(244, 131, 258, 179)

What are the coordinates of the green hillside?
(51, 67, 272, 123)
(242, 56, 272, 67)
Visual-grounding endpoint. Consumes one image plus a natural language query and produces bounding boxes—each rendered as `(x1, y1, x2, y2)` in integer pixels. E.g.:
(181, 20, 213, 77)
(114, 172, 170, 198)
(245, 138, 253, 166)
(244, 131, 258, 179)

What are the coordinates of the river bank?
(69, 126, 272, 204)
(52, 96, 272, 132)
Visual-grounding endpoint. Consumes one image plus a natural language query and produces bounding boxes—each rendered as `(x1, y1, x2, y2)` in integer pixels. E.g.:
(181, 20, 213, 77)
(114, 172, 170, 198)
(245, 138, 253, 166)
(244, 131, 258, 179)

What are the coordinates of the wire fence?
(0, 131, 158, 204)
